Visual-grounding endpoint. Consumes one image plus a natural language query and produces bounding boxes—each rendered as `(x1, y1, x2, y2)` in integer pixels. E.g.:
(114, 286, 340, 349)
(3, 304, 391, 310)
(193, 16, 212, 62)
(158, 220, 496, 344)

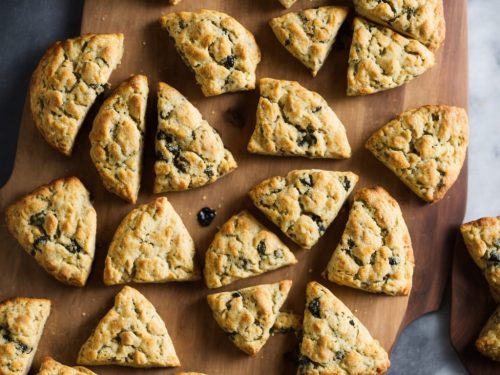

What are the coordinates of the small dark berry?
(222, 55, 235, 69)
(308, 298, 321, 318)
(342, 176, 351, 191)
(389, 256, 399, 266)
(257, 240, 266, 256)
(197, 207, 216, 227)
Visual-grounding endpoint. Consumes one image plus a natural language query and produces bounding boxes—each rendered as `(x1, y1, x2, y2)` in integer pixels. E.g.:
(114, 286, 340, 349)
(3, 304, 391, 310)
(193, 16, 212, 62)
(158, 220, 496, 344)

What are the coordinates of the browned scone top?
(476, 306, 500, 362)
(30, 33, 124, 155)
(36, 357, 96, 375)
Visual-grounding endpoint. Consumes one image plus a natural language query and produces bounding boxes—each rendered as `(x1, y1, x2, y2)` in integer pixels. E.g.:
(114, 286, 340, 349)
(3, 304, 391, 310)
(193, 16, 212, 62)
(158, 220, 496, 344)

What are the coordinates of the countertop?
(0, 1, 498, 374)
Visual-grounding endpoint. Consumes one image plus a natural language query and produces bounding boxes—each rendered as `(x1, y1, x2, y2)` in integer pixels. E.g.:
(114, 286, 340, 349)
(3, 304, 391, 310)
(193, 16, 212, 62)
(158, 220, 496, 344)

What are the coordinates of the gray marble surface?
(0, 1, 498, 374)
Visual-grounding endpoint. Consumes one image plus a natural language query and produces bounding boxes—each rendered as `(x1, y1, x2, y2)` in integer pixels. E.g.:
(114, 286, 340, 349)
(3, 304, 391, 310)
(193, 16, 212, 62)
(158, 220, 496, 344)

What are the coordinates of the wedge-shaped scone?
(366, 105, 469, 203)
(204, 211, 297, 289)
(30, 33, 124, 155)
(460, 217, 500, 303)
(0, 298, 51, 375)
(270, 6, 348, 77)
(154, 82, 237, 193)
(323, 187, 414, 296)
(5, 177, 97, 287)
(248, 78, 351, 158)
(298, 282, 390, 374)
(104, 197, 200, 285)
(249, 170, 358, 249)
(207, 280, 292, 355)
(353, 0, 446, 50)
(36, 357, 96, 375)
(278, 0, 297, 9)
(77, 286, 180, 368)
(347, 17, 435, 96)
(160, 10, 261, 96)
(89, 75, 148, 204)
(476, 306, 500, 361)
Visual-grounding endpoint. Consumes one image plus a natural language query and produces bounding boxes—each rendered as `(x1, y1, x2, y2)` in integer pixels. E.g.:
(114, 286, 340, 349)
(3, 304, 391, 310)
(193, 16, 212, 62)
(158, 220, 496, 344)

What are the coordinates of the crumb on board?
(202, 195, 207, 200)
(101, 16, 105, 21)
(142, 41, 147, 46)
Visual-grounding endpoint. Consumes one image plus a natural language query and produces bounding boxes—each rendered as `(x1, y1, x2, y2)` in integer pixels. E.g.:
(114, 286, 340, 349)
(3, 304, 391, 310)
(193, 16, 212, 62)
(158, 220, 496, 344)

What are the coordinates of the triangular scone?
(104, 197, 200, 285)
(89, 75, 149, 204)
(247, 78, 351, 158)
(476, 306, 500, 361)
(460, 217, 500, 303)
(249, 170, 358, 249)
(269, 7, 348, 76)
(278, 0, 297, 9)
(347, 17, 435, 96)
(323, 187, 414, 296)
(160, 10, 261, 96)
(298, 282, 390, 374)
(204, 210, 297, 289)
(154, 82, 237, 193)
(366, 105, 469, 203)
(207, 280, 292, 355)
(5, 177, 97, 287)
(0, 298, 51, 375)
(353, 0, 445, 50)
(37, 357, 96, 375)
(77, 286, 180, 368)
(30, 33, 124, 155)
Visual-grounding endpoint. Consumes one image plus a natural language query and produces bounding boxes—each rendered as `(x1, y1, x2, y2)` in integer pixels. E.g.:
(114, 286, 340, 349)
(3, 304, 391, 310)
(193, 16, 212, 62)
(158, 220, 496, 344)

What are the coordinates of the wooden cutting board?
(0, 0, 468, 373)
(451, 235, 500, 374)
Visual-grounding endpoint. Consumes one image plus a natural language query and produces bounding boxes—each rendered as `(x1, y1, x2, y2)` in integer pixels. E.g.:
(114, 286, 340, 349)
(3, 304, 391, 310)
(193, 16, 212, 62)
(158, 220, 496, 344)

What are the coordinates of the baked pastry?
(366, 105, 469, 203)
(0, 297, 51, 375)
(353, 0, 446, 50)
(347, 17, 435, 96)
(77, 286, 180, 368)
(249, 169, 358, 249)
(89, 74, 148, 203)
(160, 10, 260, 96)
(476, 306, 500, 361)
(103, 197, 200, 285)
(36, 357, 96, 375)
(206, 280, 292, 355)
(247, 78, 351, 158)
(298, 282, 390, 374)
(271, 312, 302, 334)
(269, 6, 348, 76)
(154, 82, 237, 193)
(204, 210, 297, 289)
(323, 187, 414, 296)
(460, 216, 500, 302)
(278, 0, 297, 9)
(169, 0, 181, 4)
(5, 177, 96, 287)
(30, 33, 124, 155)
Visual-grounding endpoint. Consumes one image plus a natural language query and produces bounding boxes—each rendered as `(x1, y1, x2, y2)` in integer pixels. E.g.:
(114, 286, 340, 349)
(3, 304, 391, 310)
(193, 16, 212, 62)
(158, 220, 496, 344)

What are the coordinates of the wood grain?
(0, 0, 467, 374)
(451, 234, 500, 374)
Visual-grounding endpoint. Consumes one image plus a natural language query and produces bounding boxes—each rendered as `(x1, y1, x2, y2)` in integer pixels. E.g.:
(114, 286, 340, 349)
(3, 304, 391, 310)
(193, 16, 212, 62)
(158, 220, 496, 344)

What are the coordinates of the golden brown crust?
(278, 0, 297, 9)
(366, 105, 469, 203)
(476, 306, 500, 361)
(89, 74, 149, 204)
(36, 357, 96, 375)
(323, 187, 414, 296)
(30, 33, 124, 155)
(77, 286, 180, 368)
(5, 177, 96, 287)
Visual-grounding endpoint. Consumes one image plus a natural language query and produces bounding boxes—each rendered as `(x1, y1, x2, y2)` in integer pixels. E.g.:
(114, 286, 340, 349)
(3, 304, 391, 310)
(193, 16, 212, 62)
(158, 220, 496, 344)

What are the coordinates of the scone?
(160, 10, 260, 96)
(247, 78, 351, 158)
(77, 286, 180, 368)
(353, 0, 445, 50)
(30, 33, 124, 155)
(366, 105, 469, 203)
(36, 357, 96, 375)
(347, 17, 435, 96)
(154, 82, 237, 193)
(278, 0, 297, 9)
(271, 312, 302, 334)
(5, 177, 97, 287)
(203, 210, 297, 289)
(460, 216, 500, 302)
(206, 280, 292, 355)
(476, 306, 500, 361)
(298, 282, 390, 374)
(249, 170, 359, 249)
(89, 74, 149, 204)
(323, 187, 415, 296)
(269, 6, 348, 76)
(103, 197, 200, 285)
(0, 297, 51, 375)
